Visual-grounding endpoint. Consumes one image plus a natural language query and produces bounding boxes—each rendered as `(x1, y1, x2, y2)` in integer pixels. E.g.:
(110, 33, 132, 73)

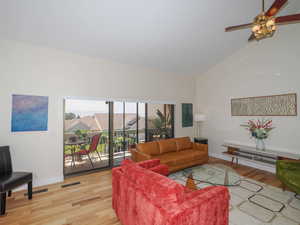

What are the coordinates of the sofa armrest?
(193, 143, 208, 153)
(130, 148, 152, 162)
(167, 186, 229, 225)
(129, 146, 138, 161)
(137, 159, 161, 169)
(121, 158, 161, 169)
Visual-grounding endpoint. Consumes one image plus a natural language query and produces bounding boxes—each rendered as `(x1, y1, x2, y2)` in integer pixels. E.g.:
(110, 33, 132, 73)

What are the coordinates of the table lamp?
(194, 113, 206, 138)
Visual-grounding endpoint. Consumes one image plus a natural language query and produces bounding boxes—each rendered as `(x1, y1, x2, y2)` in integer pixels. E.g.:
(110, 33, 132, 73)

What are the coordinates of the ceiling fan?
(225, 0, 300, 41)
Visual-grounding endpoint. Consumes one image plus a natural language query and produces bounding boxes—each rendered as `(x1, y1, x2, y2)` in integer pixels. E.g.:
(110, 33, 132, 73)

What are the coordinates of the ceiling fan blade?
(225, 23, 252, 32)
(276, 14, 300, 24)
(248, 33, 256, 42)
(266, 0, 288, 17)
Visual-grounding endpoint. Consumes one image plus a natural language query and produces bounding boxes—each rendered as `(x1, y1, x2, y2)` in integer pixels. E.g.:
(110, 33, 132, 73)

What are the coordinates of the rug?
(168, 164, 300, 225)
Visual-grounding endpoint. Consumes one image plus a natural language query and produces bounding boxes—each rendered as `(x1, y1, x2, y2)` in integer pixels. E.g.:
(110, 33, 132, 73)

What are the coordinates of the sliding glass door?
(64, 99, 109, 176)
(64, 99, 175, 176)
(113, 102, 137, 166)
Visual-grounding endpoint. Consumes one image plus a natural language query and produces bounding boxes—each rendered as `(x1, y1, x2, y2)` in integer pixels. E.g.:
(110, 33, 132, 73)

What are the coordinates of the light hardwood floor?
(1, 157, 283, 225)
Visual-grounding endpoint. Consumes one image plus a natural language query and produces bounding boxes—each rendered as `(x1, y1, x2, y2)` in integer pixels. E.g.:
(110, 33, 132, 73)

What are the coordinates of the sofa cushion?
(123, 163, 184, 204)
(158, 139, 177, 154)
(137, 141, 160, 156)
(156, 150, 206, 167)
(175, 137, 192, 151)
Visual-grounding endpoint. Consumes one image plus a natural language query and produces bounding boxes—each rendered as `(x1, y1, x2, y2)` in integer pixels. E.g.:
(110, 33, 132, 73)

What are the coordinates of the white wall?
(195, 25, 300, 165)
(0, 39, 195, 187)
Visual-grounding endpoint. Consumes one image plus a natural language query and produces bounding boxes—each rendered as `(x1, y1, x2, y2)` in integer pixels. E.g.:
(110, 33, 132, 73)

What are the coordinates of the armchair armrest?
(183, 186, 228, 204)
(193, 143, 208, 153)
(277, 160, 300, 170)
(121, 159, 169, 176)
(137, 159, 169, 176)
(167, 186, 229, 225)
(149, 164, 169, 176)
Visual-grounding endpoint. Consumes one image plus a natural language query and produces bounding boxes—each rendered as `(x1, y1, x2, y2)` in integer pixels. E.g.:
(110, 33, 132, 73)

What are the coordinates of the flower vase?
(256, 139, 265, 150)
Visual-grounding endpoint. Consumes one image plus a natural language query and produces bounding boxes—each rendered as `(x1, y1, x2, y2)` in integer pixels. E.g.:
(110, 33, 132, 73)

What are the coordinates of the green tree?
(75, 130, 88, 140)
(151, 109, 172, 137)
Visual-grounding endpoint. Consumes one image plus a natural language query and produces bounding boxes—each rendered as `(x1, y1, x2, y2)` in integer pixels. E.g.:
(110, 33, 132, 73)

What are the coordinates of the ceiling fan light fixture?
(252, 24, 261, 33)
(266, 19, 276, 29)
(252, 14, 276, 40)
(225, 0, 300, 41)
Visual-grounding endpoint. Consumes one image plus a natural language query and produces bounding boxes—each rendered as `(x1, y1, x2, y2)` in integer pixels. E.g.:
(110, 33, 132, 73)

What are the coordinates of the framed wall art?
(231, 93, 297, 116)
(182, 103, 193, 127)
(12, 94, 49, 132)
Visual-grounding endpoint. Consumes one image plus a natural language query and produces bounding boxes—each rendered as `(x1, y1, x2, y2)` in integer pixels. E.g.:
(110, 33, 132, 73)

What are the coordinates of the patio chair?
(0, 146, 33, 215)
(73, 134, 101, 168)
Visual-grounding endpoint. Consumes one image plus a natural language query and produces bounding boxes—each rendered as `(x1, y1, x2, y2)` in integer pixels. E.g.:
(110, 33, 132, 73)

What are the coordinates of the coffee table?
(182, 164, 241, 186)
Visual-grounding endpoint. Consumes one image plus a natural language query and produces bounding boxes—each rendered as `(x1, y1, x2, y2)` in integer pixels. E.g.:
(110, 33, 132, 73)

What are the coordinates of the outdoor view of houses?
(64, 99, 174, 175)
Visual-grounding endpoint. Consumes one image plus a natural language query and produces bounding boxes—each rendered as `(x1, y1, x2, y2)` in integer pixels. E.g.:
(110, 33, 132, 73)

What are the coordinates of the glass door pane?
(165, 104, 174, 138)
(124, 102, 137, 152)
(64, 99, 109, 176)
(138, 103, 146, 143)
(147, 103, 165, 141)
(113, 102, 124, 166)
(113, 102, 138, 166)
(147, 103, 175, 141)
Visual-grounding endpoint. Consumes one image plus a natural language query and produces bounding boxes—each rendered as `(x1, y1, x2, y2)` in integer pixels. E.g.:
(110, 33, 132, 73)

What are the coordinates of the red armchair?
(112, 159, 169, 213)
(112, 159, 229, 225)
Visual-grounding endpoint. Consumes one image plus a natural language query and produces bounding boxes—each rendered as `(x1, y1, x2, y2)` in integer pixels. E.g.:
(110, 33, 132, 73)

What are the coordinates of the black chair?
(0, 146, 32, 215)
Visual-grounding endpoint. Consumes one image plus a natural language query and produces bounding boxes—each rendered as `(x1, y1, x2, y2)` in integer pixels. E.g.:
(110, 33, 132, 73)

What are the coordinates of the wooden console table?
(222, 142, 300, 168)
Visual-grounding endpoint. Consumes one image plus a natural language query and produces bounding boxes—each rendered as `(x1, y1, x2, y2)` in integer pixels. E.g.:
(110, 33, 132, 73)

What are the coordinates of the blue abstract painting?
(11, 95, 49, 132)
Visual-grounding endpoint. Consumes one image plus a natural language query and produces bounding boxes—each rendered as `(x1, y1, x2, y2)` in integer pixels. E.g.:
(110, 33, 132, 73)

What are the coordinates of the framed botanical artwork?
(182, 103, 193, 127)
(11, 94, 49, 132)
(231, 93, 297, 116)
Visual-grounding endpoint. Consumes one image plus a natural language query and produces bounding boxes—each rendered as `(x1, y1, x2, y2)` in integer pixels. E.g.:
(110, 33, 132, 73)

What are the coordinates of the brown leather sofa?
(130, 137, 208, 173)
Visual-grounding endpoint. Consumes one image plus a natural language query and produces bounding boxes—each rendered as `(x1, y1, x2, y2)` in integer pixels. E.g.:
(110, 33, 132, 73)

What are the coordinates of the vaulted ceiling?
(0, 0, 299, 75)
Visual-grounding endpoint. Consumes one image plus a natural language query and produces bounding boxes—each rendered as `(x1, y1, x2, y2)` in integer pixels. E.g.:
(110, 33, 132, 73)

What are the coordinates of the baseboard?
(36, 176, 64, 187)
(209, 152, 276, 174)
(14, 176, 64, 191)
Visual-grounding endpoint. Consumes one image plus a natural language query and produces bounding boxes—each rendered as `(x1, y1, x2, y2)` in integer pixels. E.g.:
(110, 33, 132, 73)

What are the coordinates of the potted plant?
(241, 119, 274, 150)
(151, 109, 172, 139)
